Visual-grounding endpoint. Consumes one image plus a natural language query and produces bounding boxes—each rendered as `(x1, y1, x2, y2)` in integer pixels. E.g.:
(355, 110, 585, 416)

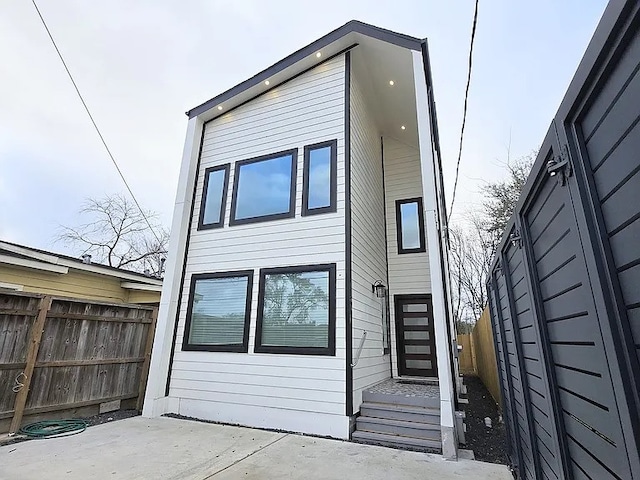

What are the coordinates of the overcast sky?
(0, 0, 607, 255)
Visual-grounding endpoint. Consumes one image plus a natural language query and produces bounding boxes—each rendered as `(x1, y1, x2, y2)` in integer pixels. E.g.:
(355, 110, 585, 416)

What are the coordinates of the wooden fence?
(0, 291, 157, 434)
(457, 334, 475, 374)
(457, 307, 501, 406)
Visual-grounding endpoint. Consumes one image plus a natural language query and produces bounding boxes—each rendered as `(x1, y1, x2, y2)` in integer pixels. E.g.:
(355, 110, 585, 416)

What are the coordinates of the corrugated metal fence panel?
(488, 280, 520, 472)
(503, 236, 563, 480)
(522, 159, 632, 479)
(578, 9, 640, 379)
(494, 258, 538, 480)
(487, 1, 640, 478)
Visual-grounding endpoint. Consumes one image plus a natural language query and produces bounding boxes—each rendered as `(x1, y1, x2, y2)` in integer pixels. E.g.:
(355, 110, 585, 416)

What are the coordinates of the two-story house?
(143, 20, 461, 458)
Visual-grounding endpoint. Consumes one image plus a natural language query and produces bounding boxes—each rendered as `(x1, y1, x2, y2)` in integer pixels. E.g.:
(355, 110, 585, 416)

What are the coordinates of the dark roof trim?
(187, 20, 423, 119)
(203, 43, 359, 127)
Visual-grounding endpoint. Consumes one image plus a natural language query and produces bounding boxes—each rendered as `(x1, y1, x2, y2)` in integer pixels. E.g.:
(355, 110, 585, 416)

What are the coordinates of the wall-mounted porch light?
(372, 280, 387, 298)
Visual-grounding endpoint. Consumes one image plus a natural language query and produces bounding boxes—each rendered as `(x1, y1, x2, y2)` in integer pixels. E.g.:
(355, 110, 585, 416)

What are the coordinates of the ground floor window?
(182, 271, 253, 352)
(255, 264, 336, 355)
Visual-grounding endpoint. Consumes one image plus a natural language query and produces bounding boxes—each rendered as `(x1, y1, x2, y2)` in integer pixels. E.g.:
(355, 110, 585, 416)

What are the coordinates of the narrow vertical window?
(198, 164, 230, 230)
(383, 290, 391, 354)
(302, 139, 337, 215)
(396, 198, 426, 254)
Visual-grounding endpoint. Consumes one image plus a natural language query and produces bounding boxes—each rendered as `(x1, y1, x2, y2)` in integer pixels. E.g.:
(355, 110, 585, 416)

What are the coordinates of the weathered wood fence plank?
(0, 291, 157, 434)
(137, 307, 158, 410)
(9, 296, 52, 434)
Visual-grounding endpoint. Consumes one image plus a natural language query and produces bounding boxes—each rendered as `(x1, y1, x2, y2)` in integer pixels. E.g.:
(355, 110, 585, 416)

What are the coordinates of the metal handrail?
(350, 331, 367, 368)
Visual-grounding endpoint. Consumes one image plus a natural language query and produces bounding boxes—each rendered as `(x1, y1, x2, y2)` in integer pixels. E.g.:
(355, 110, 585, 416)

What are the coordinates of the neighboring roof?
(0, 240, 163, 288)
(187, 20, 424, 119)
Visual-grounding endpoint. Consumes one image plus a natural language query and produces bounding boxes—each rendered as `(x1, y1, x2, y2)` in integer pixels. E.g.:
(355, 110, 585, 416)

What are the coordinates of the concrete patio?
(0, 416, 511, 479)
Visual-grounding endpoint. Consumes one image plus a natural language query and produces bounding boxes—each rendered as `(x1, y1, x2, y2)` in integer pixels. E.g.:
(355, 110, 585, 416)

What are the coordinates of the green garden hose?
(19, 419, 87, 438)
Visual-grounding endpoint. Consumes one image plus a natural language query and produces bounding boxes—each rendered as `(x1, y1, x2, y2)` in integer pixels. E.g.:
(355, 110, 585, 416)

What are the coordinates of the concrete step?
(352, 430, 441, 453)
(362, 390, 439, 409)
(360, 402, 440, 424)
(356, 416, 441, 440)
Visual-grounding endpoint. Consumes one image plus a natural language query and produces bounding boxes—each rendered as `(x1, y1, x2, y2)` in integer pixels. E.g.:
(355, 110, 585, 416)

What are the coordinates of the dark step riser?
(362, 391, 439, 409)
(360, 407, 440, 425)
(356, 422, 440, 440)
(352, 432, 441, 452)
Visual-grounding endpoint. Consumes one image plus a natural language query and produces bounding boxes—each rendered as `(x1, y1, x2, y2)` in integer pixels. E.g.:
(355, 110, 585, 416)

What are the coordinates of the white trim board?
(0, 254, 68, 274)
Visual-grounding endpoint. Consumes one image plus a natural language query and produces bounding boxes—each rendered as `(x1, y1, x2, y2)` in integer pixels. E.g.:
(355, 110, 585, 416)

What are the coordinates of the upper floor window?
(302, 140, 337, 216)
(230, 149, 297, 226)
(198, 164, 230, 230)
(396, 198, 426, 254)
(182, 271, 253, 352)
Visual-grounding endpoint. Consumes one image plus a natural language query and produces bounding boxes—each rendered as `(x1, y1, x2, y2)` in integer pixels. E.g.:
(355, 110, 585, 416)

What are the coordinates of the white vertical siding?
(350, 71, 391, 412)
(168, 55, 349, 438)
(383, 136, 431, 376)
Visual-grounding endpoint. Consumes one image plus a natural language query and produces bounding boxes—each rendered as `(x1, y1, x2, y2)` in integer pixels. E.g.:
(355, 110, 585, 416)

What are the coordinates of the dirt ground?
(83, 408, 139, 427)
(462, 375, 508, 465)
(1, 409, 140, 446)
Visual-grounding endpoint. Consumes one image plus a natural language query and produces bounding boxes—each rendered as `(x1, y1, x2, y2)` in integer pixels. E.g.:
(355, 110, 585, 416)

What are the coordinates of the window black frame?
(198, 164, 230, 230)
(182, 270, 254, 352)
(396, 197, 426, 254)
(229, 149, 298, 226)
(302, 139, 337, 216)
(254, 263, 336, 356)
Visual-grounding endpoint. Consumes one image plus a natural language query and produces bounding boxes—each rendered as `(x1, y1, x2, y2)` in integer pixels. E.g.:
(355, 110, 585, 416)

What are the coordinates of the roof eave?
(186, 20, 423, 119)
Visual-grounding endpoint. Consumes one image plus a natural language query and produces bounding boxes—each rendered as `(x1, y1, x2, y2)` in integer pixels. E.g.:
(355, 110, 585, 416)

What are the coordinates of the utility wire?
(448, 0, 479, 223)
(30, 0, 164, 247)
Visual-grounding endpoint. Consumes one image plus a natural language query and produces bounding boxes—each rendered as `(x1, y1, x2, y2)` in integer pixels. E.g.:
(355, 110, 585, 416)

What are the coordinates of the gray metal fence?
(486, 1, 640, 478)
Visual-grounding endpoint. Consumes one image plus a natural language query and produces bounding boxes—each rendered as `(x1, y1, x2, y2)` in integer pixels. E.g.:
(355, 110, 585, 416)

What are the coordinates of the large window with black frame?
(230, 149, 297, 225)
(255, 264, 336, 355)
(182, 271, 253, 352)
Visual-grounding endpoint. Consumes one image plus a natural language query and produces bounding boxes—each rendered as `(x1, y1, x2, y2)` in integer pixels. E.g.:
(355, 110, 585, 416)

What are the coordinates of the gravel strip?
(462, 375, 508, 465)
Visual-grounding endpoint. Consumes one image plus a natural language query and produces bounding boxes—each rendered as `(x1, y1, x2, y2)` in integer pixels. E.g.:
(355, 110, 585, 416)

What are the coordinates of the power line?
(30, 0, 164, 247)
(448, 0, 480, 223)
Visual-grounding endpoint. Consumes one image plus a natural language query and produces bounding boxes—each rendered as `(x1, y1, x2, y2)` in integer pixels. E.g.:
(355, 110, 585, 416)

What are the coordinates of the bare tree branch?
(449, 152, 534, 331)
(57, 193, 169, 277)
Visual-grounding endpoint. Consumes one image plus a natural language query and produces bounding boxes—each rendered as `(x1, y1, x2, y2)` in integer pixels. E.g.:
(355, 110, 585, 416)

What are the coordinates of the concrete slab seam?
(201, 433, 289, 479)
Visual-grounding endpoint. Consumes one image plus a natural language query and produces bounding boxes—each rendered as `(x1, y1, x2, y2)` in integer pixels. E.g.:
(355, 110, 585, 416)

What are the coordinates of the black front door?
(395, 295, 437, 377)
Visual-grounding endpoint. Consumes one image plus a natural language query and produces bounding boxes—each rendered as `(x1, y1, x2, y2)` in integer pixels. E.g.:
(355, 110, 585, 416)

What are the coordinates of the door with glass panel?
(394, 295, 437, 377)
